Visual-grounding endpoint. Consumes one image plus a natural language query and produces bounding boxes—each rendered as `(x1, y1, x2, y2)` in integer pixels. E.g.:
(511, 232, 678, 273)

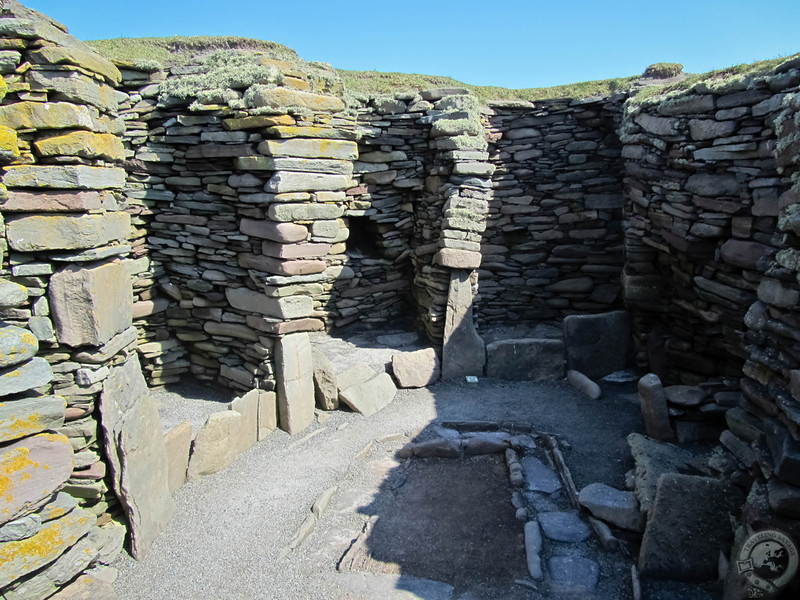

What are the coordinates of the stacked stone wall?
(620, 71, 800, 385)
(481, 96, 626, 325)
(0, 2, 133, 596)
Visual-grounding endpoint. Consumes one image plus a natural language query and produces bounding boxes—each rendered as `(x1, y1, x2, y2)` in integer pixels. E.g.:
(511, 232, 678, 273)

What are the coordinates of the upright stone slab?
(562, 311, 630, 378)
(163, 421, 192, 494)
(257, 390, 278, 440)
(638, 474, 743, 581)
(391, 348, 441, 388)
(275, 333, 314, 434)
(187, 411, 242, 479)
(230, 389, 259, 453)
(638, 373, 674, 441)
(312, 348, 338, 410)
(442, 271, 485, 379)
(99, 356, 175, 559)
(339, 373, 397, 417)
(49, 260, 132, 347)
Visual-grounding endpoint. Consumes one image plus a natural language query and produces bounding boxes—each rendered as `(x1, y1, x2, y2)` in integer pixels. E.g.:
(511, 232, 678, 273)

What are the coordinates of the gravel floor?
(112, 330, 716, 600)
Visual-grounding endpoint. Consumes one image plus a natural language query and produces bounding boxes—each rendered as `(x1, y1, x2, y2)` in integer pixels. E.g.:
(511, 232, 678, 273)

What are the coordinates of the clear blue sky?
(23, 0, 800, 89)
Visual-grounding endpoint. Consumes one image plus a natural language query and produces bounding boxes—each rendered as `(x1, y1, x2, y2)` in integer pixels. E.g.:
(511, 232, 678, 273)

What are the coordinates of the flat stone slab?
(563, 310, 630, 378)
(524, 520, 543, 579)
(638, 473, 744, 582)
(391, 348, 441, 388)
(0, 394, 65, 443)
(521, 456, 562, 494)
(538, 511, 591, 542)
(340, 373, 397, 417)
(548, 556, 600, 594)
(627, 432, 695, 513)
(0, 356, 53, 397)
(579, 482, 644, 531)
(0, 432, 73, 526)
(312, 348, 338, 410)
(664, 385, 707, 407)
(485, 338, 566, 381)
(0, 322, 38, 368)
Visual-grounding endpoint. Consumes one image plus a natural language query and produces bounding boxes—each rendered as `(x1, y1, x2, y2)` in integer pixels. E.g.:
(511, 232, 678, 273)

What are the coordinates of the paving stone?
(548, 556, 600, 594)
(578, 482, 644, 531)
(391, 348, 441, 388)
(537, 511, 591, 542)
(521, 455, 562, 494)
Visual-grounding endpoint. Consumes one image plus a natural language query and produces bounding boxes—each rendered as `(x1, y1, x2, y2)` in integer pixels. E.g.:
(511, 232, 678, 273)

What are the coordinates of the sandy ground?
(113, 329, 718, 600)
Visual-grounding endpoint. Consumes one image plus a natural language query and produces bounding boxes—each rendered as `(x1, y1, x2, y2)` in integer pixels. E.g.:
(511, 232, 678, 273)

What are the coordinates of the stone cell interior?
(1, 0, 800, 597)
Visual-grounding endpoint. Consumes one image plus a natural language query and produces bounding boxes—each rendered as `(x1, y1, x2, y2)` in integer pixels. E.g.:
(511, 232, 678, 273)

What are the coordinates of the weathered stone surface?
(45, 571, 115, 600)
(261, 241, 331, 259)
(578, 483, 644, 531)
(688, 118, 737, 141)
(442, 271, 485, 379)
(634, 113, 678, 136)
(257, 390, 278, 440)
(433, 247, 482, 269)
(486, 338, 565, 381)
(685, 173, 741, 196)
(230, 389, 259, 454)
(27, 69, 117, 112)
(99, 356, 175, 559)
(312, 348, 338, 410)
(246, 87, 345, 112)
(49, 261, 132, 347)
(187, 411, 242, 479)
(0, 280, 27, 307)
(2, 165, 125, 189)
(391, 348, 441, 388)
(244, 156, 353, 174)
(719, 239, 771, 269)
(538, 511, 591, 542)
(239, 253, 326, 276)
(0, 432, 72, 527)
(0, 357, 53, 397)
(28, 45, 120, 84)
(548, 556, 600, 594)
(265, 171, 351, 193)
(638, 373, 674, 441)
(225, 286, 313, 319)
(267, 202, 344, 221)
(239, 219, 307, 243)
(627, 432, 695, 513)
(0, 101, 95, 131)
(223, 114, 295, 130)
(764, 418, 800, 486)
(638, 474, 743, 581)
(2, 189, 117, 213)
(6, 213, 129, 252)
(276, 333, 315, 434)
(34, 131, 124, 162)
(566, 369, 601, 399)
(163, 421, 191, 494)
(0, 394, 64, 443)
(524, 520, 543, 580)
(0, 508, 95, 589)
(664, 385, 706, 407)
(337, 363, 377, 394)
(562, 311, 630, 378)
(339, 372, 397, 417)
(0, 322, 38, 368)
(257, 138, 357, 160)
(73, 326, 136, 364)
(521, 455, 562, 494)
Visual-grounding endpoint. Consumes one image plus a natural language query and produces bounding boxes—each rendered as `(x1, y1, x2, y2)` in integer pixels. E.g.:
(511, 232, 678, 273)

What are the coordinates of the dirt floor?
(114, 326, 722, 600)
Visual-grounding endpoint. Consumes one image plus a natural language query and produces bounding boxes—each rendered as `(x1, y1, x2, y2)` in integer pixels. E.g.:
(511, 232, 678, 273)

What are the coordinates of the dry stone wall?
(481, 96, 627, 324)
(0, 2, 137, 597)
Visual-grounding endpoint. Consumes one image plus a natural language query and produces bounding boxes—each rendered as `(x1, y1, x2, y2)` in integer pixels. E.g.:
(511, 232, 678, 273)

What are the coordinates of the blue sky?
(23, 0, 800, 89)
